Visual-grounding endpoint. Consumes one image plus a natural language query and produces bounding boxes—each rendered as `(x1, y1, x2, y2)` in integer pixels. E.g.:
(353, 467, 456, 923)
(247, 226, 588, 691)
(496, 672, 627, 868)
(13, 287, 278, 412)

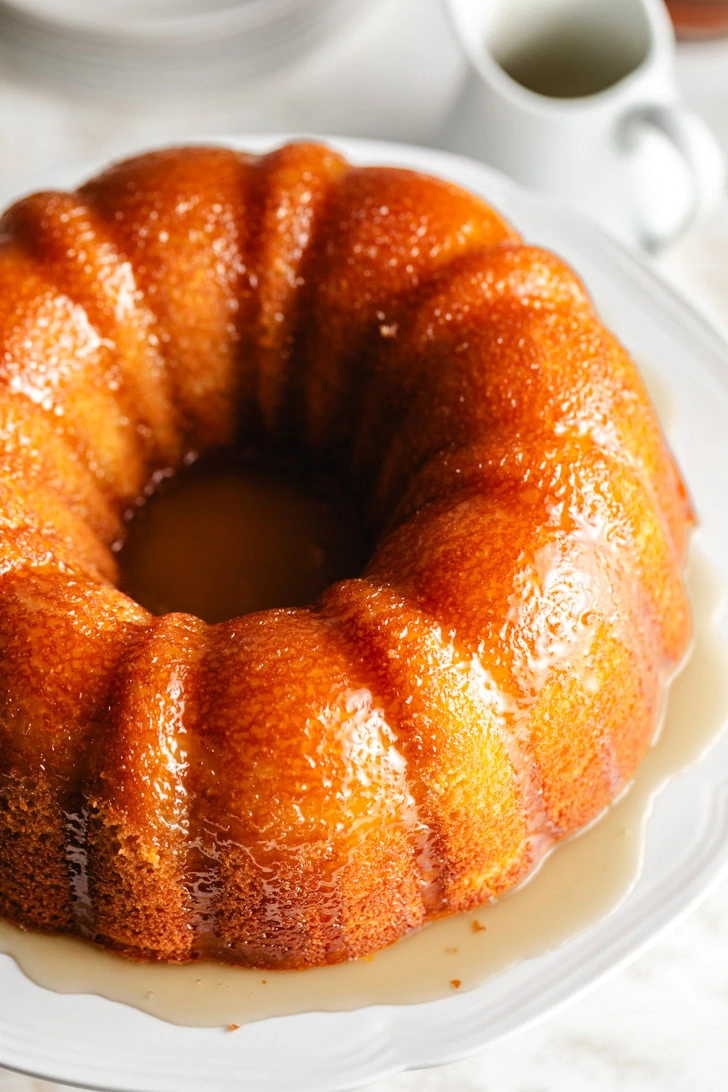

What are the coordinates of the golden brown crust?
(0, 142, 692, 967)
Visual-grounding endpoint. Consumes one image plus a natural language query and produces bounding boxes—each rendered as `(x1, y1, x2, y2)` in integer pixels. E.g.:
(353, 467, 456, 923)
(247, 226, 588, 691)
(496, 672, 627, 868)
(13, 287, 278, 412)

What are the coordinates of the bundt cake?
(0, 142, 692, 969)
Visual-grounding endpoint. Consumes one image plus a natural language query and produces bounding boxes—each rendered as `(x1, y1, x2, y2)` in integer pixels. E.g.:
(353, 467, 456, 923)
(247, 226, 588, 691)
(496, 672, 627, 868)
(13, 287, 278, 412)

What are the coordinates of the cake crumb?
(445, 946, 459, 954)
(471, 920, 486, 933)
(450, 979, 462, 990)
(261, 979, 267, 985)
(227, 1024, 240, 1032)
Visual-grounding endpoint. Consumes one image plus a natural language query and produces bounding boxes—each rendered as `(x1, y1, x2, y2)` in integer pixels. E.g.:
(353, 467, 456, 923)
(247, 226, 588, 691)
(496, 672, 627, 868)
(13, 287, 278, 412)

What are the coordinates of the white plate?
(0, 135, 727, 1092)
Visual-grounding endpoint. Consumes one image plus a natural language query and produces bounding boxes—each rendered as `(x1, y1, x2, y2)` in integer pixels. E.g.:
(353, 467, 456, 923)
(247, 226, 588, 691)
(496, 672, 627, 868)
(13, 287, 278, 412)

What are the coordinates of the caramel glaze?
(118, 452, 367, 624)
(0, 142, 692, 969)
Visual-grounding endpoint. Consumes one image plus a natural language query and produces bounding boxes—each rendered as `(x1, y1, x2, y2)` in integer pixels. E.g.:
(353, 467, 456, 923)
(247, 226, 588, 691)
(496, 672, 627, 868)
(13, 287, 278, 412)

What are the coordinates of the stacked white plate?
(0, 0, 369, 94)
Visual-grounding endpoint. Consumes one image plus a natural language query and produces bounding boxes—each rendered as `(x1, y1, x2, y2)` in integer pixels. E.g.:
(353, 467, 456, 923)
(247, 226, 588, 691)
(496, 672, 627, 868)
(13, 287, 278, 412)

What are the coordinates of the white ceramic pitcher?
(441, 0, 725, 249)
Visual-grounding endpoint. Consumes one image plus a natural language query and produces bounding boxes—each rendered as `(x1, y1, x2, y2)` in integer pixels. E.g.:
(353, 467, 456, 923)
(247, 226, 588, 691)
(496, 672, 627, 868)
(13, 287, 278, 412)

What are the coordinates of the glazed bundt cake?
(0, 142, 692, 968)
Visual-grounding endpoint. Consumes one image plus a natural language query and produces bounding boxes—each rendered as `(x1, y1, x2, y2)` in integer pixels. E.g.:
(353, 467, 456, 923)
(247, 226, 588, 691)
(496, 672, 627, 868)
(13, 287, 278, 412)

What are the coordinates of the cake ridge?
(80, 146, 252, 455)
(297, 166, 518, 460)
(246, 142, 350, 444)
(321, 606, 446, 917)
(321, 576, 537, 910)
(346, 570, 563, 863)
(85, 612, 204, 962)
(0, 393, 122, 545)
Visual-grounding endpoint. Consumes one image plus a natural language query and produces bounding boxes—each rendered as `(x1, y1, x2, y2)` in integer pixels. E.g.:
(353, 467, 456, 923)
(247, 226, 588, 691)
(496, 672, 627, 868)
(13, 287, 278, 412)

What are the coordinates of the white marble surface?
(0, 1, 726, 1089)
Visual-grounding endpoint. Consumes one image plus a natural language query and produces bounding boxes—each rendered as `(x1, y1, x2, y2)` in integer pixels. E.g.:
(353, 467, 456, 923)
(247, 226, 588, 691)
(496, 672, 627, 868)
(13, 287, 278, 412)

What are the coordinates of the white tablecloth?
(0, 2, 726, 1089)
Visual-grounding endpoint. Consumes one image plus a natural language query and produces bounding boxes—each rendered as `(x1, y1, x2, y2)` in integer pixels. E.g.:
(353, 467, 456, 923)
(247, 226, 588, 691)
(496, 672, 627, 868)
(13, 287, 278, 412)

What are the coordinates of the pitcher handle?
(625, 101, 725, 251)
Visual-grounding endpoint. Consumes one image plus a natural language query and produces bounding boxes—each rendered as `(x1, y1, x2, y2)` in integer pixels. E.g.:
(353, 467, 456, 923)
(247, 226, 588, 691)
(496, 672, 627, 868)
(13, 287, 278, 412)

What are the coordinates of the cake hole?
(117, 452, 367, 624)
